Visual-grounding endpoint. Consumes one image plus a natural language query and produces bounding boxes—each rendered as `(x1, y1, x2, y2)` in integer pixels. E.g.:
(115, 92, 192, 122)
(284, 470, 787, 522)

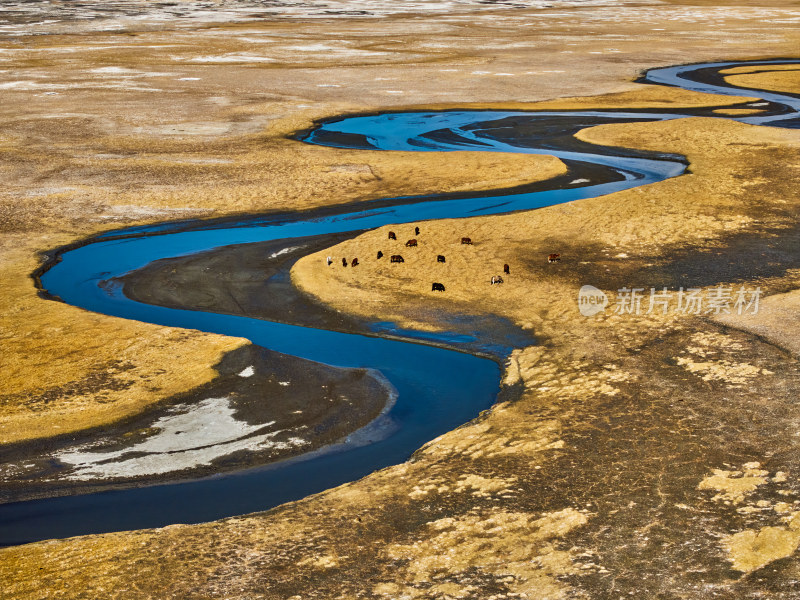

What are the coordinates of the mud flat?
(0, 342, 391, 503)
(2, 0, 800, 598)
(2, 0, 797, 445)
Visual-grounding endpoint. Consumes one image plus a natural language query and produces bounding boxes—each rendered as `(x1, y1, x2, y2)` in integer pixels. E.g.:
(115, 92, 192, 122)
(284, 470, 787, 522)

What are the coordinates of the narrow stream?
(1, 59, 797, 546)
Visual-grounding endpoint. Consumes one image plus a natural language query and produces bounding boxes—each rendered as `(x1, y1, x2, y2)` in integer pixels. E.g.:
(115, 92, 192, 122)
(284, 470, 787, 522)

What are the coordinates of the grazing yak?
(390, 255, 404, 263)
(461, 237, 472, 245)
(342, 257, 348, 267)
(503, 263, 510, 274)
(405, 239, 418, 247)
(326, 256, 332, 266)
(351, 258, 359, 267)
(377, 250, 383, 259)
(432, 282, 445, 292)
(415, 226, 420, 235)
(388, 231, 397, 240)
(437, 255, 446, 263)
(491, 275, 504, 285)
(548, 253, 561, 263)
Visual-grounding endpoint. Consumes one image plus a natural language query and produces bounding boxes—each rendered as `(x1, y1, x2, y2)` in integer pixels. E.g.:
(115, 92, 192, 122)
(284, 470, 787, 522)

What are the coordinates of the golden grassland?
(2, 0, 798, 446)
(292, 115, 800, 339)
(3, 0, 800, 596)
(0, 121, 563, 445)
(289, 72, 800, 587)
(722, 64, 800, 95)
(4, 65, 800, 598)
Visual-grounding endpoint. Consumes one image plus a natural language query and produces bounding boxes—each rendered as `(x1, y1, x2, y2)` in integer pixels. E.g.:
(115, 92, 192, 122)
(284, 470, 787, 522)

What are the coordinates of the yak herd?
(327, 225, 560, 292)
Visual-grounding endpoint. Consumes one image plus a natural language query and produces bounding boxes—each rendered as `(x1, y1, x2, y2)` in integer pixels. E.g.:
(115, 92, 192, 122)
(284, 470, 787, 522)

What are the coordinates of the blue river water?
(1, 59, 798, 546)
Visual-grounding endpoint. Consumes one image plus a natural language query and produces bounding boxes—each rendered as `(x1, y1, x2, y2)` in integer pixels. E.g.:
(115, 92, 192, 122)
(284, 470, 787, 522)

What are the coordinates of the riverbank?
(288, 67, 800, 594)
(6, 62, 800, 599)
(3, 0, 800, 598)
(2, 0, 797, 445)
(0, 342, 392, 504)
(3, 64, 800, 598)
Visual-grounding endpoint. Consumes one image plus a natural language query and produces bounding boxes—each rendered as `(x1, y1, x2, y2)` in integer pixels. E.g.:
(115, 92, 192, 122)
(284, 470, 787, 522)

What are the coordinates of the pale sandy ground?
(2, 0, 799, 444)
(290, 68, 800, 594)
(3, 0, 799, 445)
(3, 0, 800, 598)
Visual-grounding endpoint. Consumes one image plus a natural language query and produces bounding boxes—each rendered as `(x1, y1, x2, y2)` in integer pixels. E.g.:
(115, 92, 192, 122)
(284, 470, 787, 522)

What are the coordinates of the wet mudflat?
(4, 59, 797, 542)
(0, 343, 390, 503)
(122, 233, 368, 334)
(4, 58, 800, 599)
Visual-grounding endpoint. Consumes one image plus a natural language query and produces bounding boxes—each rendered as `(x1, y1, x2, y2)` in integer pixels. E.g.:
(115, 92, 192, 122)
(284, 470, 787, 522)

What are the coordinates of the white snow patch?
(570, 178, 591, 185)
(56, 396, 307, 479)
(88, 66, 174, 78)
(234, 37, 277, 44)
(269, 246, 298, 259)
(279, 381, 291, 386)
(90, 66, 133, 74)
(185, 53, 275, 63)
(238, 366, 255, 378)
(97, 205, 210, 220)
(287, 43, 338, 51)
(0, 81, 61, 90)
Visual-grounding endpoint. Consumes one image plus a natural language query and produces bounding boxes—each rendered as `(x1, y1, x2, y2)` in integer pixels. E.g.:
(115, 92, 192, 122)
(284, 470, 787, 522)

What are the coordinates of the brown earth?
(3, 0, 797, 445)
(3, 0, 800, 598)
(723, 65, 800, 94)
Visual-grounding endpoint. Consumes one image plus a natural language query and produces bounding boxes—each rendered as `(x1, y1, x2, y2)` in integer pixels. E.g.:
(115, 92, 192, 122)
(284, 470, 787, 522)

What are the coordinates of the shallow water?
(0, 59, 798, 546)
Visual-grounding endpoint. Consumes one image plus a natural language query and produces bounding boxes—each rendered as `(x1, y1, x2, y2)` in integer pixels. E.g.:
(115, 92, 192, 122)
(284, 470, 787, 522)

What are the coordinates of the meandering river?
(1, 59, 798, 546)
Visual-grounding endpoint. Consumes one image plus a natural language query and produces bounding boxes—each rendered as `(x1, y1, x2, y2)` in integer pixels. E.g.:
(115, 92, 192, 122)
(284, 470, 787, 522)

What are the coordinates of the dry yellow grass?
(431, 85, 757, 113)
(0, 238, 248, 444)
(288, 71, 800, 585)
(722, 64, 800, 95)
(1, 0, 797, 447)
(1, 101, 798, 600)
(293, 115, 800, 341)
(725, 70, 800, 95)
(3, 2, 800, 598)
(0, 144, 562, 444)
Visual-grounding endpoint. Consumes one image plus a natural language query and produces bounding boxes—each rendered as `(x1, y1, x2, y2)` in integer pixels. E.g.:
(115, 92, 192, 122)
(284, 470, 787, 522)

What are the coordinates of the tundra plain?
(2, 0, 800, 598)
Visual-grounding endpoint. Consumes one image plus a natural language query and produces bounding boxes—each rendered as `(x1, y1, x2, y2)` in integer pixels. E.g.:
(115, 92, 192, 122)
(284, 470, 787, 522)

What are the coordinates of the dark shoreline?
(11, 215, 533, 506)
(0, 343, 394, 505)
(29, 156, 625, 303)
(13, 57, 797, 514)
(30, 56, 800, 298)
